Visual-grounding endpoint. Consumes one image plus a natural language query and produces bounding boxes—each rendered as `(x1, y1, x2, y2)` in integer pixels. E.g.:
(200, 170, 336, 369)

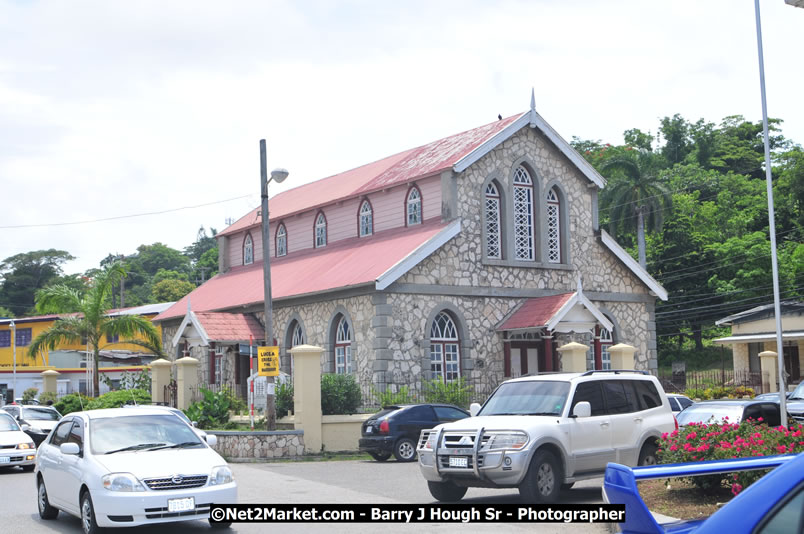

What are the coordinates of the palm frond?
(35, 285, 83, 315)
(100, 314, 161, 351)
(27, 321, 85, 361)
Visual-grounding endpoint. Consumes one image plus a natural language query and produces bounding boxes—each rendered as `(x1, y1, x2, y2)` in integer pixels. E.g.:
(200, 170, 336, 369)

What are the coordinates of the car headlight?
(480, 432, 529, 451)
(210, 465, 233, 485)
(102, 473, 146, 492)
(17, 442, 35, 450)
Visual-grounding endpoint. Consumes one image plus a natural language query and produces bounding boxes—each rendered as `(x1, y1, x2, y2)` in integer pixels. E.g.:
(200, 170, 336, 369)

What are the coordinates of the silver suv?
(417, 370, 676, 503)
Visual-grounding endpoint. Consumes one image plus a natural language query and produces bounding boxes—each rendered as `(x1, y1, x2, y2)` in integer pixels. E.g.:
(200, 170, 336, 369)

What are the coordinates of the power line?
(658, 273, 804, 306)
(0, 194, 251, 230)
(655, 284, 804, 318)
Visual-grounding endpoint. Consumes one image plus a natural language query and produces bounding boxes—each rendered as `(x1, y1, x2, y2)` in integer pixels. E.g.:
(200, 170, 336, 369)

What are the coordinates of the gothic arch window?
(276, 223, 287, 257)
(546, 186, 562, 263)
(406, 185, 422, 226)
(430, 311, 461, 383)
(513, 166, 535, 260)
(359, 199, 373, 237)
(334, 315, 352, 374)
(315, 211, 327, 248)
(243, 233, 254, 265)
(291, 321, 305, 348)
(600, 327, 613, 370)
(484, 181, 502, 259)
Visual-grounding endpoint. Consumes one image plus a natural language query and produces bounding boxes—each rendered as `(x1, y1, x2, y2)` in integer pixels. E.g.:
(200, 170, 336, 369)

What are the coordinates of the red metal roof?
(156, 218, 450, 322)
(217, 115, 521, 238)
(194, 312, 264, 342)
(498, 293, 574, 331)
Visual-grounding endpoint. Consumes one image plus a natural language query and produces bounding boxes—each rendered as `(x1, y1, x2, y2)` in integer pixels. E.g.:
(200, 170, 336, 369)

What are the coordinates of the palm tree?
(602, 152, 673, 268)
(28, 263, 162, 397)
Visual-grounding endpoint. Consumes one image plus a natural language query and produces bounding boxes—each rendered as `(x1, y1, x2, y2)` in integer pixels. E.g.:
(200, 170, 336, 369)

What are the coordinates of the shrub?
(54, 393, 91, 415)
(423, 377, 473, 408)
(372, 385, 414, 407)
(38, 391, 58, 405)
(320, 374, 361, 415)
(684, 385, 754, 400)
(276, 382, 294, 418)
(657, 419, 804, 495)
(86, 389, 151, 410)
(184, 388, 232, 429)
(22, 387, 38, 404)
(220, 385, 247, 415)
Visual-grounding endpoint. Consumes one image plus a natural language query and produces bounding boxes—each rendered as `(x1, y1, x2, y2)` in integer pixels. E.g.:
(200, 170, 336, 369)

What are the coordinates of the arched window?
(513, 166, 535, 260)
(291, 322, 305, 347)
(276, 223, 287, 257)
(243, 233, 254, 265)
(315, 212, 327, 248)
(600, 327, 613, 370)
(430, 311, 460, 383)
(546, 187, 561, 263)
(484, 182, 502, 259)
(406, 186, 422, 226)
(359, 200, 373, 237)
(334, 316, 352, 374)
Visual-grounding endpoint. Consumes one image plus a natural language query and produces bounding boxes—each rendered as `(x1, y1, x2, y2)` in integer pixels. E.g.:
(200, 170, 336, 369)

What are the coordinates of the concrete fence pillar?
(175, 356, 199, 410)
(150, 359, 173, 404)
(290, 344, 323, 454)
(41, 369, 60, 395)
(759, 351, 778, 393)
(608, 344, 637, 370)
(557, 342, 589, 373)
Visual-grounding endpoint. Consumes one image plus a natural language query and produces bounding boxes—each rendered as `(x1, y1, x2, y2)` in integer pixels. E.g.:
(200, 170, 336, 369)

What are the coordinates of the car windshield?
(789, 382, 804, 400)
(676, 405, 744, 426)
(479, 381, 570, 416)
(90, 414, 204, 455)
(0, 415, 20, 431)
(22, 407, 61, 421)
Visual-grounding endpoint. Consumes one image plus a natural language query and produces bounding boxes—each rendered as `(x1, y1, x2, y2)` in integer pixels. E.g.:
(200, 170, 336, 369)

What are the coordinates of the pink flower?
(732, 484, 743, 496)
(670, 445, 678, 451)
(661, 432, 669, 440)
(777, 445, 787, 454)
(686, 432, 698, 440)
(719, 441, 732, 449)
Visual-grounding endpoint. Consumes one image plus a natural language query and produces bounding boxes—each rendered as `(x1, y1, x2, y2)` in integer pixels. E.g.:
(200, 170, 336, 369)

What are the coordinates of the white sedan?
(0, 412, 36, 470)
(34, 406, 237, 533)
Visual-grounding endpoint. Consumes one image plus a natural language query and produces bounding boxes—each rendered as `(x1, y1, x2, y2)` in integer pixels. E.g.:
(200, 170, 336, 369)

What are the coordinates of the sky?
(1, 0, 802, 276)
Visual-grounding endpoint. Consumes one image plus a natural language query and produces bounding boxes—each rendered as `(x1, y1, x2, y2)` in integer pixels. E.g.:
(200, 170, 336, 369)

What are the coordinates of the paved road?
(0, 460, 611, 534)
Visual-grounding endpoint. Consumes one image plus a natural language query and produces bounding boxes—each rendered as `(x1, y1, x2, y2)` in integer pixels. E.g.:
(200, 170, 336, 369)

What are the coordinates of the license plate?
(167, 497, 195, 513)
(449, 456, 468, 468)
(0, 457, 9, 464)
(366, 426, 372, 433)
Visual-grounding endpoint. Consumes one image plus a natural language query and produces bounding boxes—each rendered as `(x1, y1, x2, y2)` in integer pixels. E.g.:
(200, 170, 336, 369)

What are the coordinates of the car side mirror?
(21, 424, 30, 431)
(192, 421, 198, 428)
(60, 443, 80, 455)
(205, 434, 217, 447)
(469, 403, 482, 417)
(572, 402, 591, 418)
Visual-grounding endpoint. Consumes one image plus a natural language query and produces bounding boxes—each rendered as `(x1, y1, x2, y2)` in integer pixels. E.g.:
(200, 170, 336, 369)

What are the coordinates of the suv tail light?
(379, 420, 389, 435)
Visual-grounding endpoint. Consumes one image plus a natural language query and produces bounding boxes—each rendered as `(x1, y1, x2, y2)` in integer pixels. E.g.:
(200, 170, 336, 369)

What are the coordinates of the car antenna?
(128, 387, 138, 406)
(78, 393, 84, 412)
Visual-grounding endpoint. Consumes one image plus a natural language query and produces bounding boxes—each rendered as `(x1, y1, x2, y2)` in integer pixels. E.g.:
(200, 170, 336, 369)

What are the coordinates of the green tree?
(28, 263, 161, 396)
(623, 128, 654, 152)
(193, 247, 219, 283)
(0, 250, 75, 316)
(0, 306, 14, 318)
(659, 114, 691, 165)
(601, 152, 673, 268)
(151, 278, 195, 302)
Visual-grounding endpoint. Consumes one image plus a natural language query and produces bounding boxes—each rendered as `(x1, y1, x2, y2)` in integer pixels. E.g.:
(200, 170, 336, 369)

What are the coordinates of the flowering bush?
(683, 385, 754, 400)
(658, 418, 804, 495)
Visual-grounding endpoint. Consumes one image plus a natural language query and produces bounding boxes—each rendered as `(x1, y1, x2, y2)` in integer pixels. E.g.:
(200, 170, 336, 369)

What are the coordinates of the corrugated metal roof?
(497, 293, 574, 331)
(217, 115, 520, 238)
(155, 219, 450, 322)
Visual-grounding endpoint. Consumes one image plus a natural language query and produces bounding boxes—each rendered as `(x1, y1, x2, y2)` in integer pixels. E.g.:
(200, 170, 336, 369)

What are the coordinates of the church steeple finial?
(530, 87, 536, 112)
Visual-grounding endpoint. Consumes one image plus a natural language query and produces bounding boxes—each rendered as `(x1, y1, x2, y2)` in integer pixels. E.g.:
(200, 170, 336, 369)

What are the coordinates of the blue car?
(603, 453, 804, 533)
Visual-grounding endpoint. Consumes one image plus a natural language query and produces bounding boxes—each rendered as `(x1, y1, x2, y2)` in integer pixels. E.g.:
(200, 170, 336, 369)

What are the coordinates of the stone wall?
(208, 430, 304, 460)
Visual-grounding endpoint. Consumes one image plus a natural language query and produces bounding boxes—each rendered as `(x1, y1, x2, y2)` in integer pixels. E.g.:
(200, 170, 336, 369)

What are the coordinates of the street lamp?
(260, 138, 288, 431)
(9, 319, 16, 401)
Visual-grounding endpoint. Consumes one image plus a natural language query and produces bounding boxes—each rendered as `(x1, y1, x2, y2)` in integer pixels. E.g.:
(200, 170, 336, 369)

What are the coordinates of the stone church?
(154, 94, 668, 401)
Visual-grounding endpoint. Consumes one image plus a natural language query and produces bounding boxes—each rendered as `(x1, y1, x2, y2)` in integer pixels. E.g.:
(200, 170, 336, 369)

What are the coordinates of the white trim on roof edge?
(453, 110, 607, 190)
(171, 311, 211, 347)
(600, 230, 668, 301)
(375, 219, 462, 291)
(545, 291, 614, 333)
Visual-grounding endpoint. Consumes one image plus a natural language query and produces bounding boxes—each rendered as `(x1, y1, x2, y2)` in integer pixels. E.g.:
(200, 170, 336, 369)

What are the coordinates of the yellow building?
(0, 302, 173, 401)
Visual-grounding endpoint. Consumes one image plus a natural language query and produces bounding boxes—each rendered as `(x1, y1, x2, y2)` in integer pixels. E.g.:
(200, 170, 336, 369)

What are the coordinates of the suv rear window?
(602, 381, 640, 414)
(633, 380, 662, 410)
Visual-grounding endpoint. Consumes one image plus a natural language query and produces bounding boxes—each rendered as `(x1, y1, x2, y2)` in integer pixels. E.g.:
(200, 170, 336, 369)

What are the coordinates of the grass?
(639, 478, 734, 520)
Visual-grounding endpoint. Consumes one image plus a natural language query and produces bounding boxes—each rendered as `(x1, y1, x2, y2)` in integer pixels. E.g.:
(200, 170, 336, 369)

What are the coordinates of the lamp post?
(260, 139, 288, 431)
(9, 320, 16, 401)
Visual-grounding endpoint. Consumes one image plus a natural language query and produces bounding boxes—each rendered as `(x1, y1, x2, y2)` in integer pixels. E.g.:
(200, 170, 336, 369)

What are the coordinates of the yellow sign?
(258, 346, 279, 377)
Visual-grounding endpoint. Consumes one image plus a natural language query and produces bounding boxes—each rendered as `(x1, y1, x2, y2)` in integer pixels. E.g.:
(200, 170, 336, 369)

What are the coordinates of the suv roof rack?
(579, 369, 649, 376)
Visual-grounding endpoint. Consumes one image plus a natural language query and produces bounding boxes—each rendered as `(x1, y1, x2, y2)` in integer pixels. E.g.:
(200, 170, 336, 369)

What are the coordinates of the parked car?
(360, 404, 469, 462)
(2, 405, 62, 446)
(675, 399, 784, 428)
(603, 453, 802, 533)
(753, 391, 791, 401)
(665, 393, 693, 413)
(417, 370, 676, 503)
(35, 406, 236, 533)
(755, 381, 804, 423)
(0, 411, 36, 471)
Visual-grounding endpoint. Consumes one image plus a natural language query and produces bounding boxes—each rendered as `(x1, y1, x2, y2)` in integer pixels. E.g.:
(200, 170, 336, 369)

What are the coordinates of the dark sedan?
(675, 399, 783, 427)
(359, 404, 469, 462)
(1, 405, 62, 446)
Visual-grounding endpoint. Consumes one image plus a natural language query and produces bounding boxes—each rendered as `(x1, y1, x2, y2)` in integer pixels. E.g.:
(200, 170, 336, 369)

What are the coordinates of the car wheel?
(368, 451, 391, 462)
(21, 464, 35, 472)
(427, 480, 468, 502)
(80, 491, 100, 534)
(638, 442, 658, 466)
(393, 438, 417, 462)
(519, 449, 563, 503)
(37, 478, 59, 520)
(209, 519, 233, 529)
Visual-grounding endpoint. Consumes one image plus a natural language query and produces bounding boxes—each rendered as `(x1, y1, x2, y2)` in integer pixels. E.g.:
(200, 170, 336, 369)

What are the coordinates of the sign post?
(258, 346, 280, 378)
(249, 335, 255, 430)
